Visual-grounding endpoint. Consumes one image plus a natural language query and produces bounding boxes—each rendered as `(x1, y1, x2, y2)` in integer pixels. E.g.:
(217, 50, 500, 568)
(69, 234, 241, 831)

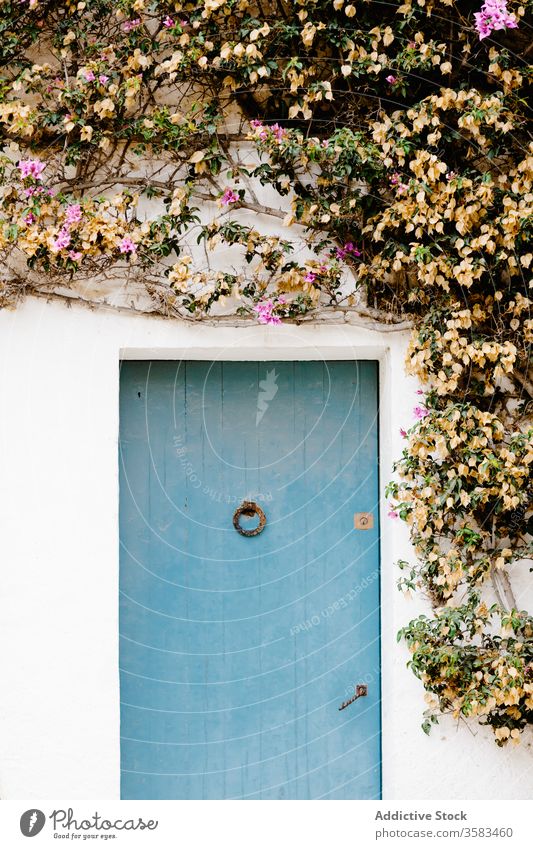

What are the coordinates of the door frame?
(120, 326, 399, 799)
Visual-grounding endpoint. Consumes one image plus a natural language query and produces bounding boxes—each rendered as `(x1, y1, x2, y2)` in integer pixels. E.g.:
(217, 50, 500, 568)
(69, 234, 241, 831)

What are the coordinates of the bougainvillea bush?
(0, 0, 531, 743)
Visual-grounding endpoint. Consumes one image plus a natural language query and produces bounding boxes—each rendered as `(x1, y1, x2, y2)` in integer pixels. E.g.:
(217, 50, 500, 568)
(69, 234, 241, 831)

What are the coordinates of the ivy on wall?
(0, 0, 531, 743)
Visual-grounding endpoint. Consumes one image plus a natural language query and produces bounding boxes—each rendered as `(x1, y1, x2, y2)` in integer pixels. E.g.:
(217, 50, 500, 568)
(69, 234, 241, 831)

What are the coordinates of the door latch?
(338, 684, 368, 711)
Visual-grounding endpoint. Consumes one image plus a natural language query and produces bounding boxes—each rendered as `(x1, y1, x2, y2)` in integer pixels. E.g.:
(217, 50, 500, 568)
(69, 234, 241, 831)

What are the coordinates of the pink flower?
(250, 120, 286, 144)
(416, 389, 424, 395)
(336, 242, 361, 260)
(250, 120, 265, 139)
(220, 188, 239, 206)
(18, 159, 46, 180)
(98, 74, 109, 85)
(163, 15, 174, 27)
(52, 226, 71, 252)
(68, 250, 82, 261)
(386, 75, 397, 85)
(390, 172, 408, 193)
(476, 18, 492, 37)
(119, 236, 137, 254)
(413, 405, 429, 420)
(270, 123, 287, 142)
(253, 300, 282, 325)
(65, 204, 82, 225)
(474, 0, 518, 39)
(25, 185, 48, 197)
(304, 271, 317, 283)
(400, 427, 407, 438)
(24, 212, 35, 225)
(83, 70, 95, 82)
(388, 506, 399, 519)
(123, 18, 141, 33)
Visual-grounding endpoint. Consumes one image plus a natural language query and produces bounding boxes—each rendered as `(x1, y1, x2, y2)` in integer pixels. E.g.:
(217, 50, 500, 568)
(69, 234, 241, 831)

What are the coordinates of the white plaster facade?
(0, 296, 532, 800)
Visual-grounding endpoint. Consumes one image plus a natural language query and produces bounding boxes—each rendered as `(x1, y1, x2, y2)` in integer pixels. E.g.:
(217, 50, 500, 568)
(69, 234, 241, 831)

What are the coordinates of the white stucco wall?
(0, 296, 532, 800)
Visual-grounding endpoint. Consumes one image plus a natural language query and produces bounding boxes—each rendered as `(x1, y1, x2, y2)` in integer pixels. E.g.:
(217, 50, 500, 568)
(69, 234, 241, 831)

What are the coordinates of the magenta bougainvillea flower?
(119, 236, 137, 254)
(52, 226, 71, 252)
(18, 159, 46, 180)
(270, 123, 287, 141)
(250, 120, 288, 143)
(123, 19, 141, 33)
(65, 204, 82, 225)
(253, 300, 282, 325)
(220, 188, 239, 205)
(336, 242, 361, 260)
(390, 172, 408, 193)
(474, 0, 518, 39)
(413, 405, 429, 420)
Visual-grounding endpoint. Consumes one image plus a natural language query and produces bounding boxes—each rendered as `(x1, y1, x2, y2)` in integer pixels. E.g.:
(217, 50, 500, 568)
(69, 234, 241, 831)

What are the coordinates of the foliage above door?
(0, 0, 531, 746)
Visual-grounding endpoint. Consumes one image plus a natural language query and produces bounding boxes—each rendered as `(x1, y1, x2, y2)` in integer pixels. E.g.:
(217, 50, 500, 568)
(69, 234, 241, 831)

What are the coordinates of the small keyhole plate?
(354, 512, 374, 530)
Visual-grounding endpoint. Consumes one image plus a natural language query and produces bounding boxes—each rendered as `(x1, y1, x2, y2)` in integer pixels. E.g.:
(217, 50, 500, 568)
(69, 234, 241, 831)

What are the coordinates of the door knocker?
(233, 501, 266, 537)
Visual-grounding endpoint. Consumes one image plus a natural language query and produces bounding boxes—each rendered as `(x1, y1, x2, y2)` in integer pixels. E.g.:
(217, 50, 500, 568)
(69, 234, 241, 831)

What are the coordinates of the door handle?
(338, 684, 367, 711)
(233, 501, 267, 537)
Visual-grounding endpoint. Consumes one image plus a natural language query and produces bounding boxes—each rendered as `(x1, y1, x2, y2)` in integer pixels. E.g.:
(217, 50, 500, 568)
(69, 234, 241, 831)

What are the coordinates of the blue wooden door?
(119, 361, 381, 799)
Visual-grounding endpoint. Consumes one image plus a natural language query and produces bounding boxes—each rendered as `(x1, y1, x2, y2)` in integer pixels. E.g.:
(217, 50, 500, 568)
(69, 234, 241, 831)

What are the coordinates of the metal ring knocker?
(233, 501, 266, 537)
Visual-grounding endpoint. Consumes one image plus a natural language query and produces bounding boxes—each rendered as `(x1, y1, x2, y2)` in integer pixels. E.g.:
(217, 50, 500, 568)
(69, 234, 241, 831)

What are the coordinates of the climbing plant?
(0, 0, 532, 743)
